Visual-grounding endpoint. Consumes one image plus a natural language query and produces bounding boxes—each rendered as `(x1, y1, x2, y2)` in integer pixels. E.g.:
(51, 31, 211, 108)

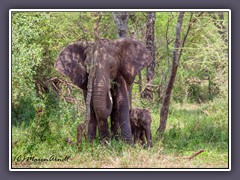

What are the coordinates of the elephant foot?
(143, 142, 153, 148)
(99, 129, 111, 144)
(111, 130, 121, 141)
(148, 139, 153, 148)
(100, 132, 111, 146)
(121, 131, 133, 144)
(111, 135, 119, 141)
(100, 139, 111, 146)
(87, 130, 97, 142)
(122, 137, 133, 145)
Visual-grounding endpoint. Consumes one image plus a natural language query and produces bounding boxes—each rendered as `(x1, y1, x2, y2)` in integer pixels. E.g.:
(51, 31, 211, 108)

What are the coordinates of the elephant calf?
(129, 108, 153, 148)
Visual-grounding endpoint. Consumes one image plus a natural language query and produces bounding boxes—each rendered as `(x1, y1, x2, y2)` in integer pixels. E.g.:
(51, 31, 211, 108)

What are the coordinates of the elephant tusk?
(109, 90, 113, 105)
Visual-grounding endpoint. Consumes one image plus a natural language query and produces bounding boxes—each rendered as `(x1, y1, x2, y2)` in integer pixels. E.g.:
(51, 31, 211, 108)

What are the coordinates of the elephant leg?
(87, 106, 97, 141)
(128, 84, 133, 109)
(91, 89, 111, 142)
(115, 76, 132, 144)
(132, 128, 138, 144)
(145, 128, 153, 148)
(110, 88, 120, 140)
(97, 117, 110, 143)
(137, 129, 141, 144)
(110, 112, 120, 140)
(140, 130, 146, 146)
(83, 90, 97, 141)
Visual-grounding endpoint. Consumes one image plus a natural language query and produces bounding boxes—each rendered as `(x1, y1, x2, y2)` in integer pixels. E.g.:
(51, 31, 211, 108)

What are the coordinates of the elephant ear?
(114, 38, 152, 84)
(55, 41, 89, 90)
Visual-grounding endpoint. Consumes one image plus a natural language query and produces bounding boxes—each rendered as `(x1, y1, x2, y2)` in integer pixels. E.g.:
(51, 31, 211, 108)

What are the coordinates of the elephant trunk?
(92, 87, 113, 119)
(91, 72, 112, 140)
(93, 73, 112, 113)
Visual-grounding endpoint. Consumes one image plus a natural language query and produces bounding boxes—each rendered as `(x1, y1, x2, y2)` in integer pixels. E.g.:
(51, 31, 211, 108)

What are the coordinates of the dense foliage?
(11, 12, 229, 168)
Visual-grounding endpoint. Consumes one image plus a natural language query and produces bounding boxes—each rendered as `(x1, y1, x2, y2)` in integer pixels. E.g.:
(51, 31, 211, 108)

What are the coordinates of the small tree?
(112, 12, 133, 109)
(157, 12, 206, 133)
(142, 12, 156, 100)
(157, 12, 185, 133)
(77, 13, 102, 145)
(112, 12, 129, 38)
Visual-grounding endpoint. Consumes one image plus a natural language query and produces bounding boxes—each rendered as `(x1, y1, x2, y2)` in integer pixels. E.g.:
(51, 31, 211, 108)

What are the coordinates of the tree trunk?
(142, 12, 156, 100)
(113, 12, 129, 38)
(113, 12, 132, 109)
(77, 14, 101, 145)
(157, 12, 185, 134)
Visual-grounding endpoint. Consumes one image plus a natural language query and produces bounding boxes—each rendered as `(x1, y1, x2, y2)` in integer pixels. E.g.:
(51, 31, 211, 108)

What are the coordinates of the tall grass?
(12, 94, 228, 168)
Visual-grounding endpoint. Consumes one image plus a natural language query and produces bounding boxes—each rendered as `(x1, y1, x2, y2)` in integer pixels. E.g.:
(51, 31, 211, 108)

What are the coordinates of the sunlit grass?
(11, 97, 228, 169)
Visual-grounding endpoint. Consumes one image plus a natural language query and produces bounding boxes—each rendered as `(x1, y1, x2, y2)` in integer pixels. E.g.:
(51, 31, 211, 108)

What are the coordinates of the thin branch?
(178, 12, 204, 62)
(175, 149, 205, 160)
(157, 12, 185, 133)
(94, 13, 102, 40)
(77, 15, 102, 146)
(188, 149, 205, 160)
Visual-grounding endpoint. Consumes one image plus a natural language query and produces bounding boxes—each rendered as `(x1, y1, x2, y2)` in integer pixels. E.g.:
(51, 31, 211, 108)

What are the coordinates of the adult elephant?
(55, 38, 152, 144)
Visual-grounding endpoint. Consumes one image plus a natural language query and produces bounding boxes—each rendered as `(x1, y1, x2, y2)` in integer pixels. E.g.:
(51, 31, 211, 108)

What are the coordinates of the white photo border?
(9, 9, 231, 171)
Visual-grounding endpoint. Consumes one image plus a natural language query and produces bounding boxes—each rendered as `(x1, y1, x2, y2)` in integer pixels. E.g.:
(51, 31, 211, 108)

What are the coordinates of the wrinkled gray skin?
(55, 38, 152, 144)
(130, 108, 153, 148)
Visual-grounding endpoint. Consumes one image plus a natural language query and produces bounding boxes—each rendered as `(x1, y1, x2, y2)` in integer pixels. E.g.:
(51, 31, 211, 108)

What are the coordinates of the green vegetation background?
(11, 12, 228, 168)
